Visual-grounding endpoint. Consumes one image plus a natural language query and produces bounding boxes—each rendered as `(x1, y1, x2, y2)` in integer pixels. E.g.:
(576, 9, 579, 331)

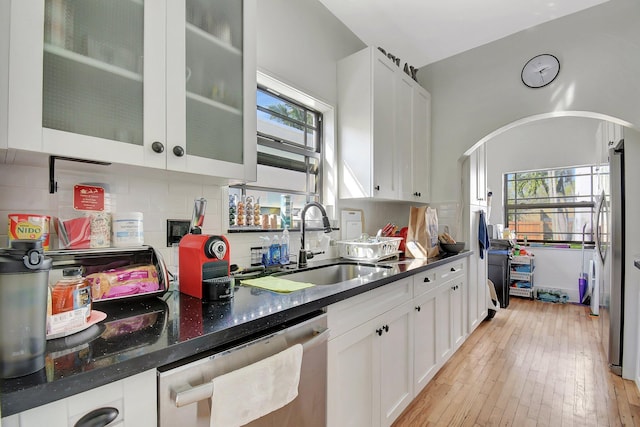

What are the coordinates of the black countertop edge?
(2, 307, 327, 416)
(0, 251, 471, 417)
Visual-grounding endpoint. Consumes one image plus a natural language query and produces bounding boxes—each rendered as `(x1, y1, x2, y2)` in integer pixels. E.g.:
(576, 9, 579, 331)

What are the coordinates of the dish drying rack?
(336, 237, 402, 262)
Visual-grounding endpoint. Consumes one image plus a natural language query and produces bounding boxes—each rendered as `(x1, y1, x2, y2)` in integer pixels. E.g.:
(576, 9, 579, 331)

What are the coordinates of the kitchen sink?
(273, 262, 392, 286)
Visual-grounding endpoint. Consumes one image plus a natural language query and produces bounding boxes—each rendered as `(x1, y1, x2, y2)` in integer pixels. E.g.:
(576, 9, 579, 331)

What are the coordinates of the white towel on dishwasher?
(210, 343, 303, 427)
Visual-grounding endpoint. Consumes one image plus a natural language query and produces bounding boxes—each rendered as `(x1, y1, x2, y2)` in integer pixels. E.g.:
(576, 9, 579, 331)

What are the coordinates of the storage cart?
(509, 255, 535, 299)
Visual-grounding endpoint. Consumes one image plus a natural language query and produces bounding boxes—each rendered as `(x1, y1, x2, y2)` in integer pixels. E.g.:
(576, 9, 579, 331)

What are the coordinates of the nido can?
(8, 214, 51, 250)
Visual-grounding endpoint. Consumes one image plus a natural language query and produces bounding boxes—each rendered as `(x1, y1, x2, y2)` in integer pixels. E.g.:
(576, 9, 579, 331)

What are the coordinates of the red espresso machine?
(179, 198, 231, 300)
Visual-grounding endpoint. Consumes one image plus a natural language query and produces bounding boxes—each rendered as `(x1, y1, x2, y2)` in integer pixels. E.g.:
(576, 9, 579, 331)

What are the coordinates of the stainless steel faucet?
(298, 201, 332, 268)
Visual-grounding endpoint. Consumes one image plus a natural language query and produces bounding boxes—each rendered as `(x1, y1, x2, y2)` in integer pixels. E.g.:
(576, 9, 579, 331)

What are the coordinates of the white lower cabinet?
(433, 261, 467, 365)
(327, 258, 471, 426)
(327, 278, 413, 427)
(450, 275, 466, 350)
(379, 302, 414, 425)
(434, 281, 453, 363)
(2, 369, 156, 427)
(412, 287, 438, 393)
(413, 259, 467, 397)
(327, 299, 414, 427)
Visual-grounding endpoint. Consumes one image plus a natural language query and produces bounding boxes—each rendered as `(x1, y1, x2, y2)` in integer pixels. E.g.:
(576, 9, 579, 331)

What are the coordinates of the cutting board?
(341, 209, 364, 240)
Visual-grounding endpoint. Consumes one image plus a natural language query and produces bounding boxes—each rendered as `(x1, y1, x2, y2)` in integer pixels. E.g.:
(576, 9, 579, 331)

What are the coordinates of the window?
(229, 85, 323, 230)
(504, 165, 608, 243)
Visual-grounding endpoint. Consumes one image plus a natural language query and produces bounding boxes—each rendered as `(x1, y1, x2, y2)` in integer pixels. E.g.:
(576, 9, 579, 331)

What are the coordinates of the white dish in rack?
(337, 237, 402, 262)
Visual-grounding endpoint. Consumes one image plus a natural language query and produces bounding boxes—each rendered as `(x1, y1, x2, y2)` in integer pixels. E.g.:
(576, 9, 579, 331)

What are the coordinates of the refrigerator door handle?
(595, 190, 607, 263)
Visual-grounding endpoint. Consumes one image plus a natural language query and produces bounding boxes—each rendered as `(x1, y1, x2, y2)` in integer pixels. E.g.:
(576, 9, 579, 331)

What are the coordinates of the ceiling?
(317, 0, 610, 68)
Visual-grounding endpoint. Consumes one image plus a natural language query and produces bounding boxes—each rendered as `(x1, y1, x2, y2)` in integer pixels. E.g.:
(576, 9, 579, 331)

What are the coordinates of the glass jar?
(51, 267, 92, 319)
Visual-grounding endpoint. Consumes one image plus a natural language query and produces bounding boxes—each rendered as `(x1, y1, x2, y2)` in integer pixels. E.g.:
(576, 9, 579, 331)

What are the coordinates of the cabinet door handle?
(415, 306, 421, 312)
(151, 141, 164, 153)
(374, 185, 380, 191)
(451, 267, 460, 272)
(74, 407, 119, 427)
(383, 325, 389, 333)
(376, 328, 383, 336)
(173, 145, 185, 157)
(423, 277, 431, 283)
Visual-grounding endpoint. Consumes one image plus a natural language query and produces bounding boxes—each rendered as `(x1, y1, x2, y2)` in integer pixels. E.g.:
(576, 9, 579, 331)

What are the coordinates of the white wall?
(419, 0, 640, 205)
(527, 247, 595, 303)
(485, 116, 602, 225)
(256, 0, 365, 106)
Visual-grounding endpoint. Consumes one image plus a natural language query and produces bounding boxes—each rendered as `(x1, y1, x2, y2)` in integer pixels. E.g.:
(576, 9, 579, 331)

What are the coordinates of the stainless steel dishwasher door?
(157, 313, 328, 427)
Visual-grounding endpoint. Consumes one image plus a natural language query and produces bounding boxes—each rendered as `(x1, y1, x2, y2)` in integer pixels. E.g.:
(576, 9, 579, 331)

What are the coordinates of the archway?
(461, 111, 640, 383)
(462, 110, 637, 157)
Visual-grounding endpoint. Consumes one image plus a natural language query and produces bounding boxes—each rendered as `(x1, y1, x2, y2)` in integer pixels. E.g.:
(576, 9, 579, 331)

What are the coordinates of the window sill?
(227, 227, 339, 233)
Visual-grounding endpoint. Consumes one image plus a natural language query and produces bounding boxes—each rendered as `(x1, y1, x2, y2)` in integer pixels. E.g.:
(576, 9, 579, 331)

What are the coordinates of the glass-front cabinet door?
(43, 0, 144, 145)
(4, 0, 255, 181)
(166, 0, 256, 180)
(42, 0, 168, 168)
(5, 0, 165, 168)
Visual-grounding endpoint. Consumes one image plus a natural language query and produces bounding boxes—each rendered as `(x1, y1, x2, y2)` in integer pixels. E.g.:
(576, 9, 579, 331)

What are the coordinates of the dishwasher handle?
(173, 327, 330, 408)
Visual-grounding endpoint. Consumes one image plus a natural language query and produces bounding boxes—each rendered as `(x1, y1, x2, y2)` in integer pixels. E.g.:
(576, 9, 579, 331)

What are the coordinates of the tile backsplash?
(0, 162, 336, 269)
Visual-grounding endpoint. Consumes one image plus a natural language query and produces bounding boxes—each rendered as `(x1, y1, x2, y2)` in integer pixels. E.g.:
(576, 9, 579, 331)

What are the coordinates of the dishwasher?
(157, 312, 328, 427)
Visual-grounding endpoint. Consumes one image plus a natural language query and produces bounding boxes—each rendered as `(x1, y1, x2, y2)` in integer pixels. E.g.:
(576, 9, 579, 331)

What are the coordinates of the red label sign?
(74, 185, 105, 211)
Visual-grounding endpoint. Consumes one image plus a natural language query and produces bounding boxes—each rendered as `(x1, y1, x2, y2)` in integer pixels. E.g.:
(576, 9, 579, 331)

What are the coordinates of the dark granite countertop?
(0, 251, 471, 417)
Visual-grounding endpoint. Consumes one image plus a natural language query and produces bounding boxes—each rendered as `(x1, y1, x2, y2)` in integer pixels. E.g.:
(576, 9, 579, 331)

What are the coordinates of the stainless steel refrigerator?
(596, 138, 624, 375)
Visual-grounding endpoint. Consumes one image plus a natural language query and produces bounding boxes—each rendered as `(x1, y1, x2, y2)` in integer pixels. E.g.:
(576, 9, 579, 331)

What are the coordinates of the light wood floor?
(393, 297, 640, 426)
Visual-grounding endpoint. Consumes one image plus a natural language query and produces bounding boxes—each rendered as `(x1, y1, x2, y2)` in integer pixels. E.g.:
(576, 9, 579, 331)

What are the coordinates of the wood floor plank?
(392, 298, 640, 427)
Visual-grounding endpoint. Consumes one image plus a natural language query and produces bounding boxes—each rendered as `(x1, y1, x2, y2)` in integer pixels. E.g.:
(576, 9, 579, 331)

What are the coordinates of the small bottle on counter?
(259, 236, 271, 266)
(280, 227, 290, 265)
(51, 267, 92, 320)
(270, 235, 281, 265)
(280, 195, 292, 229)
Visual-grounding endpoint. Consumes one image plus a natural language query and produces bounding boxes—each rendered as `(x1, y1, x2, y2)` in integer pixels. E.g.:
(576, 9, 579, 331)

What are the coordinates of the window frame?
(228, 82, 325, 231)
(503, 165, 605, 244)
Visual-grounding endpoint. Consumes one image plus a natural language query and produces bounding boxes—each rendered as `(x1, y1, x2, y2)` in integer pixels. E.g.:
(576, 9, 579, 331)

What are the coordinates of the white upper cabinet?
(2, 0, 256, 182)
(338, 47, 431, 202)
(596, 120, 623, 167)
(468, 143, 487, 205)
(371, 55, 399, 200)
(410, 86, 431, 202)
(396, 74, 413, 201)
